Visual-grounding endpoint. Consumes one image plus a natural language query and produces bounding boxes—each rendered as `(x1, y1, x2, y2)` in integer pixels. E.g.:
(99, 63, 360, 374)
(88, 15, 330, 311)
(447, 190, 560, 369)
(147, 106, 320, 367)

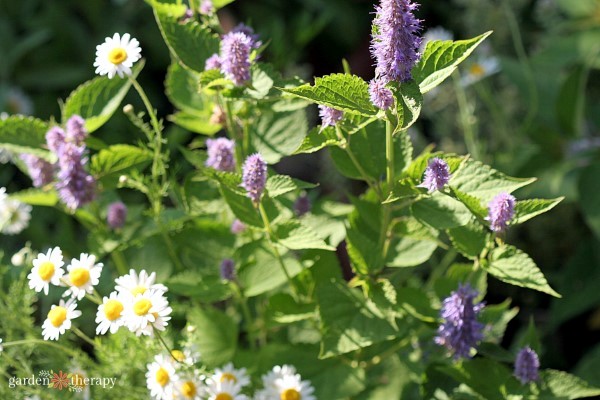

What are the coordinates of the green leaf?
(9, 189, 58, 207)
(539, 370, 600, 399)
(479, 299, 519, 344)
(90, 145, 153, 185)
(557, 65, 589, 137)
(450, 188, 488, 219)
(220, 184, 264, 227)
(485, 245, 561, 297)
(317, 279, 399, 358)
(249, 107, 308, 164)
(412, 31, 493, 94)
(346, 227, 383, 274)
(275, 220, 335, 251)
(0, 116, 52, 160)
(390, 79, 423, 130)
(579, 163, 600, 240)
(294, 126, 342, 155)
(63, 60, 144, 133)
(153, 7, 220, 72)
(266, 293, 316, 325)
(411, 192, 472, 229)
(512, 197, 563, 225)
(450, 158, 535, 203)
(165, 62, 213, 114)
(279, 73, 378, 116)
(396, 287, 438, 322)
(266, 175, 317, 198)
(387, 236, 437, 267)
(447, 220, 489, 260)
(186, 307, 238, 368)
(166, 272, 231, 302)
(167, 111, 221, 135)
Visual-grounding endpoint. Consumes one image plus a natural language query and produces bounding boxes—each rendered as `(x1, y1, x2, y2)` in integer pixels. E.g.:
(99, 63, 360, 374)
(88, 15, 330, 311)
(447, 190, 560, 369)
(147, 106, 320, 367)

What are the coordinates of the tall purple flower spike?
(55, 142, 96, 210)
(241, 153, 267, 203)
(486, 192, 516, 232)
(370, 0, 422, 83)
(514, 346, 540, 384)
(205, 138, 236, 172)
(435, 284, 485, 359)
(418, 157, 450, 193)
(20, 154, 54, 188)
(220, 258, 236, 281)
(220, 32, 253, 86)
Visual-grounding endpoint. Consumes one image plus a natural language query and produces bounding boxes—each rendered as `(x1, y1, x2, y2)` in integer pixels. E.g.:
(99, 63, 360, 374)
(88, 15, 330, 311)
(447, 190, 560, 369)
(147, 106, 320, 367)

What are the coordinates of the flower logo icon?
(50, 370, 69, 390)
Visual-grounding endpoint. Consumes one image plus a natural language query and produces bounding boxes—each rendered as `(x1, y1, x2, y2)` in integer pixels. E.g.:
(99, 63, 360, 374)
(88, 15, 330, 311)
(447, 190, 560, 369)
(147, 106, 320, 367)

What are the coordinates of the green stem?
(222, 97, 243, 170)
(232, 282, 257, 350)
(2, 339, 79, 357)
(72, 327, 96, 347)
(160, 229, 185, 272)
(153, 327, 180, 364)
(452, 73, 480, 160)
(385, 120, 395, 191)
(110, 250, 129, 276)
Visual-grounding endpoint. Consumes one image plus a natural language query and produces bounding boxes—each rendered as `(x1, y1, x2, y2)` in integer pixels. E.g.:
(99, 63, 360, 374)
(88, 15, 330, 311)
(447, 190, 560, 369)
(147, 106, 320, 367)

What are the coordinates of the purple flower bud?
(220, 258, 236, 281)
(206, 138, 236, 172)
(65, 115, 87, 146)
(205, 53, 222, 70)
(232, 23, 262, 49)
(220, 32, 253, 86)
(371, 0, 422, 83)
(486, 192, 516, 232)
(318, 105, 344, 127)
(46, 126, 66, 153)
(107, 201, 127, 229)
(369, 78, 394, 110)
(20, 154, 54, 187)
(178, 8, 194, 24)
(435, 284, 485, 359)
(199, 0, 213, 15)
(294, 194, 311, 217)
(55, 142, 96, 210)
(418, 157, 450, 193)
(230, 219, 246, 234)
(514, 346, 540, 384)
(241, 153, 267, 203)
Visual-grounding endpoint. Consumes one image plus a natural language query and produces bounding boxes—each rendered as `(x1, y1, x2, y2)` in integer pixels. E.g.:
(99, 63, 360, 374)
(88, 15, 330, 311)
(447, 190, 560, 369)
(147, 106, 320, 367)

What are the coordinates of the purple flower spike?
(220, 258, 236, 281)
(205, 53, 222, 70)
(318, 105, 344, 127)
(241, 153, 267, 203)
(206, 138, 236, 172)
(65, 115, 87, 146)
(369, 78, 394, 110)
(230, 219, 246, 234)
(435, 284, 485, 359)
(514, 346, 540, 384)
(107, 201, 127, 229)
(294, 194, 311, 217)
(20, 154, 54, 187)
(418, 157, 450, 193)
(220, 32, 253, 86)
(232, 23, 262, 49)
(371, 0, 422, 83)
(46, 126, 66, 153)
(486, 192, 516, 232)
(55, 142, 96, 210)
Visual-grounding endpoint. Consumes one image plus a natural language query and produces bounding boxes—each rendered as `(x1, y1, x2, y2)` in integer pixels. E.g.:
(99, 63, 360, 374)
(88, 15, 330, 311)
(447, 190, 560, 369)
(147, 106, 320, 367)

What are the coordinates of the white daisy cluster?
(255, 365, 315, 400)
(0, 187, 32, 235)
(146, 349, 204, 400)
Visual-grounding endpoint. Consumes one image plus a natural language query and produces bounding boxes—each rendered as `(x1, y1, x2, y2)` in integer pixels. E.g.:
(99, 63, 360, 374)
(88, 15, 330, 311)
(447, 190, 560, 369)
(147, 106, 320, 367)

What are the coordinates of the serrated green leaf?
(346, 227, 383, 274)
(154, 7, 220, 72)
(279, 73, 377, 116)
(0, 116, 52, 160)
(294, 126, 342, 154)
(413, 32, 493, 94)
(486, 245, 561, 297)
(411, 192, 472, 229)
(266, 293, 316, 324)
(63, 60, 144, 133)
(450, 188, 488, 219)
(479, 299, 519, 343)
(186, 307, 238, 368)
(512, 197, 563, 225)
(220, 184, 264, 227)
(9, 189, 58, 207)
(167, 111, 221, 135)
(90, 144, 153, 184)
(165, 62, 210, 114)
(275, 220, 335, 251)
(539, 370, 600, 399)
(390, 79, 423, 130)
(396, 287, 438, 322)
(317, 279, 399, 358)
(447, 220, 489, 260)
(166, 272, 231, 302)
(266, 175, 317, 198)
(387, 236, 437, 267)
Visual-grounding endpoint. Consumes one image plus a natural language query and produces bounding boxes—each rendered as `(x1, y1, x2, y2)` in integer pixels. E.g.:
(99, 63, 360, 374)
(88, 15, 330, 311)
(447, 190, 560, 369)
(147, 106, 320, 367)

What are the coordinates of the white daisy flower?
(0, 188, 32, 235)
(27, 246, 65, 295)
(95, 291, 127, 335)
(146, 354, 179, 400)
(94, 33, 142, 79)
(123, 289, 172, 337)
(205, 378, 248, 400)
(169, 348, 200, 366)
(173, 372, 204, 400)
(256, 365, 315, 400)
(63, 253, 103, 301)
(460, 56, 500, 87)
(421, 26, 454, 51)
(115, 269, 167, 297)
(41, 299, 82, 341)
(208, 362, 250, 389)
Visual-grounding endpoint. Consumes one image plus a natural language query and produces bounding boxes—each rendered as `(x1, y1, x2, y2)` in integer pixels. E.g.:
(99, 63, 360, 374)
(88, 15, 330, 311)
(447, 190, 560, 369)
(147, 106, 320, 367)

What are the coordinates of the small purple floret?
(418, 157, 450, 193)
(369, 78, 394, 110)
(318, 105, 343, 127)
(206, 138, 236, 172)
(107, 201, 127, 229)
(220, 258, 236, 281)
(514, 346, 540, 384)
(241, 153, 267, 203)
(220, 32, 253, 86)
(230, 219, 246, 234)
(65, 115, 87, 146)
(205, 53, 222, 70)
(486, 192, 516, 232)
(20, 154, 54, 187)
(294, 194, 311, 217)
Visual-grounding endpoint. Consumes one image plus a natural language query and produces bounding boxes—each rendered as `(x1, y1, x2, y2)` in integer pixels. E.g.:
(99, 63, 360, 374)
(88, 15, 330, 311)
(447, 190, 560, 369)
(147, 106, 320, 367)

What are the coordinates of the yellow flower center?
(469, 63, 485, 76)
(181, 381, 197, 398)
(70, 267, 90, 287)
(131, 285, 147, 296)
(216, 393, 233, 400)
(281, 388, 301, 400)
(108, 47, 127, 65)
(104, 299, 124, 321)
(155, 367, 170, 387)
(48, 306, 67, 327)
(38, 261, 55, 281)
(134, 298, 152, 316)
(220, 373, 237, 383)
(171, 350, 185, 362)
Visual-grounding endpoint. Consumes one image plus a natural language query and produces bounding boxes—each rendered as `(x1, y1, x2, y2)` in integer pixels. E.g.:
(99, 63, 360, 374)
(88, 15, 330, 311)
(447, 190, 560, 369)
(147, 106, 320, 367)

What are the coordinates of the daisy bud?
(514, 346, 540, 384)
(220, 32, 253, 86)
(241, 153, 267, 203)
(418, 157, 450, 193)
(206, 138, 236, 172)
(486, 192, 516, 232)
(318, 105, 343, 127)
(107, 201, 127, 229)
(369, 78, 394, 110)
(20, 154, 54, 188)
(370, 0, 422, 83)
